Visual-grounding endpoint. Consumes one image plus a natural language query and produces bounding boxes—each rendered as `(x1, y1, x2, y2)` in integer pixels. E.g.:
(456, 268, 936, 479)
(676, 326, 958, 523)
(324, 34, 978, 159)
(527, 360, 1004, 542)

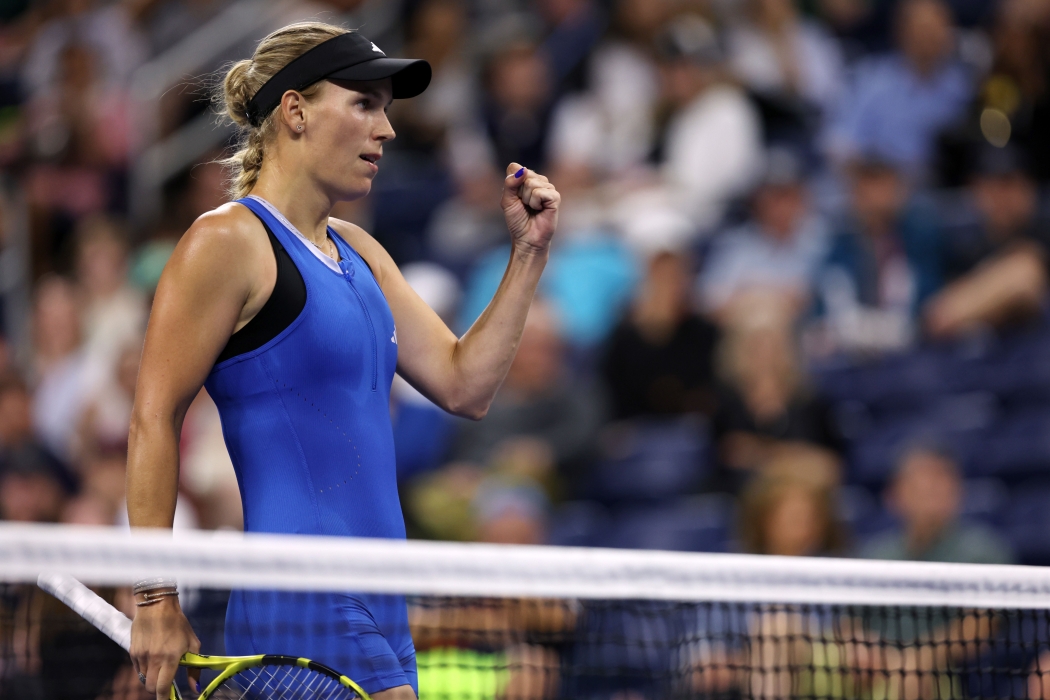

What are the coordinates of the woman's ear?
(279, 89, 306, 132)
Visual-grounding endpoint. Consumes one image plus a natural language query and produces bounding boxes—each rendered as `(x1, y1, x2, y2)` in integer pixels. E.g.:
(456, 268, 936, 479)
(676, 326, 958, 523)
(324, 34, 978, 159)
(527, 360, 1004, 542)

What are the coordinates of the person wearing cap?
(925, 144, 1049, 338)
(124, 22, 561, 700)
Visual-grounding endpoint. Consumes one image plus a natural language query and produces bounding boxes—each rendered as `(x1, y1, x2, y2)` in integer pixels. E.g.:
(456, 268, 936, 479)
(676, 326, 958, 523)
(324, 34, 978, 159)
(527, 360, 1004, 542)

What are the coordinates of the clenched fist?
(501, 163, 561, 256)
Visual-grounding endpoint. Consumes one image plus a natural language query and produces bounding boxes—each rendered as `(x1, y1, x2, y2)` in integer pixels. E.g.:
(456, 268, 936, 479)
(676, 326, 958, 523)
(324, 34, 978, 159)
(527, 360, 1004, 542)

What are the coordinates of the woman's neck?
(250, 167, 335, 247)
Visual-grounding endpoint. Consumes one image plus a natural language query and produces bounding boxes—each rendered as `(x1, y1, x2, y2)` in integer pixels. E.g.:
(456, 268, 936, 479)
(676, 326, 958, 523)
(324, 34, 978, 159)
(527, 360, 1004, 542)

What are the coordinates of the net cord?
(9, 522, 1050, 608)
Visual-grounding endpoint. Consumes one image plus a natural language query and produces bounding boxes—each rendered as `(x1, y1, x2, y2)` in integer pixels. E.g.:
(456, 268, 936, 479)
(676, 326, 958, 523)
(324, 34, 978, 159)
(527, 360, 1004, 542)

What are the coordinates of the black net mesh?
(4, 582, 1050, 699)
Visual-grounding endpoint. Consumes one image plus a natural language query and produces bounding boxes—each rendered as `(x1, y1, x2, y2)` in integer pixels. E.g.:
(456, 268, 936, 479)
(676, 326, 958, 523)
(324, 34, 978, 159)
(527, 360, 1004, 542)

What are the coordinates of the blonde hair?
(217, 22, 350, 199)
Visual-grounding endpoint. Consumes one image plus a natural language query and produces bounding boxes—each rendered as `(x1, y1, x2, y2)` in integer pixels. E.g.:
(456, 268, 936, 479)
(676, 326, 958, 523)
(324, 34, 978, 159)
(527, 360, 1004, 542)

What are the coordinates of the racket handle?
(37, 573, 133, 651)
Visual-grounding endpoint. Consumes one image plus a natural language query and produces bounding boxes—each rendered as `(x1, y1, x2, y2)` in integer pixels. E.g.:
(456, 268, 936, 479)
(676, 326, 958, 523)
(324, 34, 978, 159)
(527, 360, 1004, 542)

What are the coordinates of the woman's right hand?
(130, 597, 201, 699)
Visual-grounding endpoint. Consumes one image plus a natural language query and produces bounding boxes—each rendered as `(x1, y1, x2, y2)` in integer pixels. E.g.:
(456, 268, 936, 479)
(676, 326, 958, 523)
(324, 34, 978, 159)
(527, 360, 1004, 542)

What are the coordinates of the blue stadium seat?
(584, 418, 710, 504)
(547, 501, 613, 548)
(603, 494, 733, 553)
(968, 408, 1050, 480)
(837, 484, 894, 539)
(843, 390, 997, 484)
(1003, 480, 1050, 566)
(961, 478, 1009, 527)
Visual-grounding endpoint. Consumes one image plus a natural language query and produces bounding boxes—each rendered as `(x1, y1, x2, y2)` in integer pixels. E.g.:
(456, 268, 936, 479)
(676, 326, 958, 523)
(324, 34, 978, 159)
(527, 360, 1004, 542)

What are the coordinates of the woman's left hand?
(501, 162, 561, 256)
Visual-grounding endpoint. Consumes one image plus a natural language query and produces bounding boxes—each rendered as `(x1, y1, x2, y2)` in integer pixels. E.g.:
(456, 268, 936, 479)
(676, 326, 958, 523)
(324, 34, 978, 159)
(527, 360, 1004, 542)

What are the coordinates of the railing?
(127, 0, 309, 225)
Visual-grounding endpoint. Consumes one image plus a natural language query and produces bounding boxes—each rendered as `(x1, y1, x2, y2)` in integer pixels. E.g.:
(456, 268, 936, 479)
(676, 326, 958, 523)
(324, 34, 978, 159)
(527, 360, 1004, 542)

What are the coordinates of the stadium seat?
(1003, 480, 1050, 566)
(547, 500, 613, 548)
(968, 408, 1050, 480)
(583, 418, 710, 504)
(603, 494, 733, 553)
(844, 398, 991, 486)
(961, 478, 1009, 527)
(837, 484, 894, 539)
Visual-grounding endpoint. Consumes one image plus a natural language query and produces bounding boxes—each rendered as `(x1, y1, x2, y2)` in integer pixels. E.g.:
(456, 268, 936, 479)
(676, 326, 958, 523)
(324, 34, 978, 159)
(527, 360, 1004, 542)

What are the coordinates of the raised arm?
(126, 204, 271, 699)
(340, 163, 560, 419)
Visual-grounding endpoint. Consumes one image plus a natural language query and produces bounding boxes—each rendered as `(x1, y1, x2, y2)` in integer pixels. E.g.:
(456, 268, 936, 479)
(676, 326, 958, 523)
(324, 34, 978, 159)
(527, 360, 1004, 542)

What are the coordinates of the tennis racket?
(37, 573, 372, 700)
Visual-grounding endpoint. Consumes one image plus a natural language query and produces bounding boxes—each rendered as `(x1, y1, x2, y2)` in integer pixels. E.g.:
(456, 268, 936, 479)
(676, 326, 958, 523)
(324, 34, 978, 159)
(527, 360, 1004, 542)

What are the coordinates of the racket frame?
(185, 652, 371, 700)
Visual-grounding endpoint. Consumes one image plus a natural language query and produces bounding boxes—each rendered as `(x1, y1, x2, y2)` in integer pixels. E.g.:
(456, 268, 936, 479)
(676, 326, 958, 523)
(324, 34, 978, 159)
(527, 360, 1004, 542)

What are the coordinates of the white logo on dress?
(391, 328, 397, 344)
(371, 42, 385, 55)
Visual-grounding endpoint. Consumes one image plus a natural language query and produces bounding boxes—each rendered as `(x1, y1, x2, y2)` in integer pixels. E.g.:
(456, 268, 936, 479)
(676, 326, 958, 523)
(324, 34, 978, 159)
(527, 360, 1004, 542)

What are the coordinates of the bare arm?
(924, 243, 1047, 338)
(338, 163, 560, 419)
(126, 203, 271, 699)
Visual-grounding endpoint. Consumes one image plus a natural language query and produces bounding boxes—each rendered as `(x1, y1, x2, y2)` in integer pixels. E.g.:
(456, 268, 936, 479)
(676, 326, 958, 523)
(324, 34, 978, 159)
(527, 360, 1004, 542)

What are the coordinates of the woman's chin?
(337, 180, 372, 202)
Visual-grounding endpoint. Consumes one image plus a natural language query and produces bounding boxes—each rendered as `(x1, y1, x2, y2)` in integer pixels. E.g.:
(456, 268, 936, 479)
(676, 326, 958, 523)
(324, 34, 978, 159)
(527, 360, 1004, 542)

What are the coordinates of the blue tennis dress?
(204, 196, 416, 694)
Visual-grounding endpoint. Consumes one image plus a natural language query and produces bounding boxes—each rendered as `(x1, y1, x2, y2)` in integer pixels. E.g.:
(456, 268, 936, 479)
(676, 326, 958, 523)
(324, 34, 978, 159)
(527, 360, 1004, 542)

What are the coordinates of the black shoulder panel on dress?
(216, 220, 307, 364)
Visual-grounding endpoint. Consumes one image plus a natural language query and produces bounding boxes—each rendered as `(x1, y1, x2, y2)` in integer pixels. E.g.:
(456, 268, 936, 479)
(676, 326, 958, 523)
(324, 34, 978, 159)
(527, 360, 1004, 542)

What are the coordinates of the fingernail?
(514, 168, 525, 179)
(195, 680, 200, 694)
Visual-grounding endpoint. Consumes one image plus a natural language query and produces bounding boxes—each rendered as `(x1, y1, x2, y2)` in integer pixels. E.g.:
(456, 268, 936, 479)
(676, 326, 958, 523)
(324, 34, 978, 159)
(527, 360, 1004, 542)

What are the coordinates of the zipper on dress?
(340, 259, 378, 391)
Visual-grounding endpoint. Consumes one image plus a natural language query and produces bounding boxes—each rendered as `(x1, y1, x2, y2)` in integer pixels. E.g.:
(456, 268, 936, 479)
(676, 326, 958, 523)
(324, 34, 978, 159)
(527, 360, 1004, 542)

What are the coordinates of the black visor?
(244, 32, 431, 127)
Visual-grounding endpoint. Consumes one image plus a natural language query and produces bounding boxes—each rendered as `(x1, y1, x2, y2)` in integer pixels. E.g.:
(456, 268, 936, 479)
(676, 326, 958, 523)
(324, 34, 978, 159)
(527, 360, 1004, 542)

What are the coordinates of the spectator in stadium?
(601, 250, 720, 419)
(473, 478, 551, 546)
(24, 42, 134, 275)
(29, 275, 91, 463)
(698, 147, 830, 321)
(0, 447, 66, 522)
(453, 300, 605, 488)
(75, 339, 140, 460)
(812, 157, 942, 355)
(544, 0, 668, 178)
(74, 216, 147, 378)
(712, 318, 841, 483)
(426, 163, 508, 270)
(481, 41, 555, 171)
(535, 0, 606, 96)
(411, 478, 569, 699)
(20, 0, 146, 99)
(655, 14, 763, 227)
(393, 0, 478, 156)
(0, 373, 74, 492)
(941, 0, 1050, 184)
(825, 0, 972, 179)
(739, 469, 846, 556)
(726, 0, 845, 116)
(861, 445, 1013, 563)
(925, 145, 1050, 338)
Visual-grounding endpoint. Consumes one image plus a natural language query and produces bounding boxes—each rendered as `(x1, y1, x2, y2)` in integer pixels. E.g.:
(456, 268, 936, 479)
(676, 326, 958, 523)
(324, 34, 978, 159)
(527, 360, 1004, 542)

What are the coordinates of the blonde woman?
(124, 23, 560, 700)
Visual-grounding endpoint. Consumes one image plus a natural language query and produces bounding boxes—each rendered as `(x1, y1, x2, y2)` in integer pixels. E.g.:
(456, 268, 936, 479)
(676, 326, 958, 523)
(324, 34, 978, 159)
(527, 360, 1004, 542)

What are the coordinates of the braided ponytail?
(217, 22, 350, 199)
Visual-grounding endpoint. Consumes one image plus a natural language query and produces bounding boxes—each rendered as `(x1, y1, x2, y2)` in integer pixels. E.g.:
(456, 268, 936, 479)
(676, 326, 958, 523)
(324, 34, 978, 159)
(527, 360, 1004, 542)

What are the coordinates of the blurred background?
(3, 0, 1050, 571)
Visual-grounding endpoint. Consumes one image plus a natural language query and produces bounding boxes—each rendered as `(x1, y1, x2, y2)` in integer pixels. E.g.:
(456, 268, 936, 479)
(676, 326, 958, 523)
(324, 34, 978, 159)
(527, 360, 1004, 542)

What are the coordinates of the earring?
(297, 125, 303, 131)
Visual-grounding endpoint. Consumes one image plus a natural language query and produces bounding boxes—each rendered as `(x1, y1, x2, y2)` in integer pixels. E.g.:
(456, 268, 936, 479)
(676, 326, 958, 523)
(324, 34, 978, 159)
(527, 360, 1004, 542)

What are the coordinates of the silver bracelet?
(132, 578, 178, 595)
(135, 589, 180, 607)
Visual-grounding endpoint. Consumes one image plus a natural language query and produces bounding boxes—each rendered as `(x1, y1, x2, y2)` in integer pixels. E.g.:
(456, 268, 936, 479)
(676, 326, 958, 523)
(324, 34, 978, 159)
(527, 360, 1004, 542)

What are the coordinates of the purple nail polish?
(515, 168, 525, 178)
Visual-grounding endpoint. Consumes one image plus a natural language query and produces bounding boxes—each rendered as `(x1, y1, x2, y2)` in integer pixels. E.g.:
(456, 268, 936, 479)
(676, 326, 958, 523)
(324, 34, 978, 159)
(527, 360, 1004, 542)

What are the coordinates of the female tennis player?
(124, 22, 560, 700)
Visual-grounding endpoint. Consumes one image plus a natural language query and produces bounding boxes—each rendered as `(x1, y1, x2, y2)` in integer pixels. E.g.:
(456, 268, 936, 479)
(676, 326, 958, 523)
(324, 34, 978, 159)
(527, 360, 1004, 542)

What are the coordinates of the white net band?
(5, 522, 1050, 608)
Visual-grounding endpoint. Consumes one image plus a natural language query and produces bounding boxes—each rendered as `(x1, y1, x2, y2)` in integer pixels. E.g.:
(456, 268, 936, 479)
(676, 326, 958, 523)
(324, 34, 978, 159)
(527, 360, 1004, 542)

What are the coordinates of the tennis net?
(3, 522, 1050, 699)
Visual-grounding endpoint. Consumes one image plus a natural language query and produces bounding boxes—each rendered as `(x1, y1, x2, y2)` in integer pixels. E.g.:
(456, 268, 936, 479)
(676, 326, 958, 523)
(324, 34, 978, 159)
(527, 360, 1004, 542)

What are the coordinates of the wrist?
(134, 590, 181, 611)
(512, 241, 550, 264)
(133, 577, 178, 608)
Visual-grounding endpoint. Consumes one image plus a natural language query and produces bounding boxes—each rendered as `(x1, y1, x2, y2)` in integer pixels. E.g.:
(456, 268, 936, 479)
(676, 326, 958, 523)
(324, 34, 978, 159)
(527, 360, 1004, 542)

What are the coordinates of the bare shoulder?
(162, 202, 270, 293)
(179, 202, 268, 258)
(328, 217, 397, 286)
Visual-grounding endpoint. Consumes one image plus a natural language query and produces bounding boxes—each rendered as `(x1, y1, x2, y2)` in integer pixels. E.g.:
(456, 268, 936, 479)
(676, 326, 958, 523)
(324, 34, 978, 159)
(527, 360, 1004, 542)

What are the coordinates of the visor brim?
(327, 58, 432, 99)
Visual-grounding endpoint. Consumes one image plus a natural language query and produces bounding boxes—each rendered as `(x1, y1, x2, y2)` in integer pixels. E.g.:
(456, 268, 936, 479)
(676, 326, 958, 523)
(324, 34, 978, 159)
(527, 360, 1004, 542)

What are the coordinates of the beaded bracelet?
(135, 589, 180, 607)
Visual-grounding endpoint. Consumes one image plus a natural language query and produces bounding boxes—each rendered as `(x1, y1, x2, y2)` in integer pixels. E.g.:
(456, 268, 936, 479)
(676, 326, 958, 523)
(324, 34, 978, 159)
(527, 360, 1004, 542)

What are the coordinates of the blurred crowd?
(2, 0, 1050, 575)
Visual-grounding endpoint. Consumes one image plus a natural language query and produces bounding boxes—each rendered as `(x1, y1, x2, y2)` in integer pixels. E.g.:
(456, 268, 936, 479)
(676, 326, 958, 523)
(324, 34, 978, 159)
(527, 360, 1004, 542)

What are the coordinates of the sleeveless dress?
(204, 196, 417, 694)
